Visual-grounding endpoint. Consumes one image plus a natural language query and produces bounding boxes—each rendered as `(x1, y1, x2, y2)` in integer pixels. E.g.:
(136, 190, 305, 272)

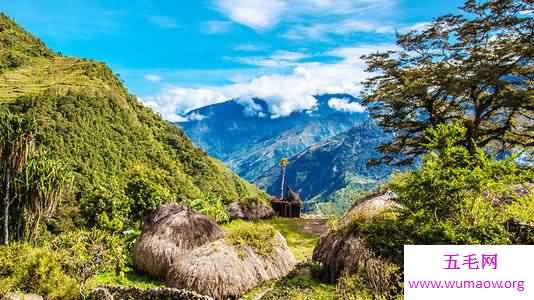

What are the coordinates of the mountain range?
(178, 95, 395, 203)
(254, 122, 394, 201)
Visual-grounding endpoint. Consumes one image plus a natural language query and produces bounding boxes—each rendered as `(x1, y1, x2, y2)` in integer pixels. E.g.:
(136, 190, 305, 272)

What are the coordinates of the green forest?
(0, 0, 533, 299)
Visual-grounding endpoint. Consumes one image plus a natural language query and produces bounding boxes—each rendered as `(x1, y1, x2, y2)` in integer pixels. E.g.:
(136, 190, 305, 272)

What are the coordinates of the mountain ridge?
(254, 122, 395, 203)
(178, 94, 368, 181)
(0, 13, 262, 231)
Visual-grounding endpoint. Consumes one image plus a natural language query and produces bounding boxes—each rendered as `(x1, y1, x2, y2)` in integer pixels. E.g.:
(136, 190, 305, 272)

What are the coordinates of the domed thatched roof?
(134, 203, 224, 279)
(167, 232, 295, 300)
(313, 191, 400, 284)
(338, 191, 398, 227)
(227, 200, 274, 221)
(313, 228, 372, 283)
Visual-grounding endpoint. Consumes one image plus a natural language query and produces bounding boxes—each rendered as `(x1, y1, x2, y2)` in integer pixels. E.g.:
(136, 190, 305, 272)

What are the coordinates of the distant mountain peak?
(179, 94, 364, 124)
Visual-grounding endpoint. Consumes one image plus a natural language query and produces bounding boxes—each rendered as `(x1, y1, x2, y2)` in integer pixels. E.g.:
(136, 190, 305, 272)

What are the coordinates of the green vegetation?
(0, 13, 263, 235)
(259, 271, 336, 300)
(224, 220, 276, 257)
(189, 195, 230, 223)
(312, 185, 371, 217)
(259, 217, 321, 262)
(244, 262, 401, 300)
(91, 272, 164, 289)
(342, 123, 533, 297)
(0, 229, 131, 299)
(0, 112, 72, 244)
(362, 0, 533, 165)
(0, 12, 264, 298)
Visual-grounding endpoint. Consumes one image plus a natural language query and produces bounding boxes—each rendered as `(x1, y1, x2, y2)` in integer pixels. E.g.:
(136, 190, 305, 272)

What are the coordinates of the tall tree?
(18, 154, 72, 240)
(362, 0, 534, 164)
(0, 113, 33, 244)
(279, 157, 289, 199)
(0, 113, 71, 244)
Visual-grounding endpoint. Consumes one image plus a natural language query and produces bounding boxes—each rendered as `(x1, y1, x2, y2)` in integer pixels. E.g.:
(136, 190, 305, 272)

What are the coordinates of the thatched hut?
(313, 191, 400, 284)
(133, 203, 224, 279)
(227, 198, 274, 221)
(313, 228, 373, 283)
(271, 187, 303, 218)
(167, 232, 296, 300)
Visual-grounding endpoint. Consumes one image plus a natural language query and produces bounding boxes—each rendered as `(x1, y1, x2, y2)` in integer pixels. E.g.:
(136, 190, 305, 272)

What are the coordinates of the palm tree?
(278, 157, 289, 199)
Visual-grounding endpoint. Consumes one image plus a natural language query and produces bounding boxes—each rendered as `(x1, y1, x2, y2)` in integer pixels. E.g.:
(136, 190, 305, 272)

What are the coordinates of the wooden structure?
(271, 187, 302, 218)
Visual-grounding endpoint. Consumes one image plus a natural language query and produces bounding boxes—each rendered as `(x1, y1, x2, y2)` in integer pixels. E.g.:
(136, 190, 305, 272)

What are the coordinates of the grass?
(224, 220, 277, 257)
(230, 217, 336, 299)
(0, 56, 125, 103)
(259, 217, 323, 262)
(242, 263, 336, 300)
(91, 271, 164, 289)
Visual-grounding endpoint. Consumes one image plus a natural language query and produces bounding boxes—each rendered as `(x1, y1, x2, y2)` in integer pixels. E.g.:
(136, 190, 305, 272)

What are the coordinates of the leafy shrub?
(189, 195, 230, 223)
(344, 123, 532, 296)
(0, 229, 131, 299)
(360, 123, 529, 248)
(335, 274, 374, 300)
(126, 163, 174, 220)
(506, 193, 534, 224)
(0, 243, 79, 299)
(50, 229, 129, 276)
(225, 221, 276, 257)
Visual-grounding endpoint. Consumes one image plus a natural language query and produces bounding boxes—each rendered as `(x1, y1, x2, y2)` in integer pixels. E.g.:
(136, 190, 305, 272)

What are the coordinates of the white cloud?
(142, 44, 395, 121)
(144, 74, 163, 82)
(234, 44, 267, 52)
(143, 87, 227, 122)
(214, 0, 287, 30)
(403, 22, 431, 32)
(230, 50, 309, 68)
(202, 20, 233, 34)
(213, 0, 396, 30)
(283, 20, 433, 41)
(283, 20, 394, 41)
(186, 112, 207, 121)
(328, 97, 365, 112)
(148, 16, 179, 29)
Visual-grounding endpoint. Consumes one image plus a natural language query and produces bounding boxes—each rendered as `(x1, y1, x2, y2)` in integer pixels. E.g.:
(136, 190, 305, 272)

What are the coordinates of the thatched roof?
(227, 200, 274, 221)
(313, 191, 399, 284)
(284, 187, 303, 205)
(167, 232, 296, 300)
(133, 203, 224, 279)
(313, 228, 372, 283)
(338, 191, 399, 227)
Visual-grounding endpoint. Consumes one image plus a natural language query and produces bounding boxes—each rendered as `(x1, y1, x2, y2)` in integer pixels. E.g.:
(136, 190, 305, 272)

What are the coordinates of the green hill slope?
(0, 13, 262, 231)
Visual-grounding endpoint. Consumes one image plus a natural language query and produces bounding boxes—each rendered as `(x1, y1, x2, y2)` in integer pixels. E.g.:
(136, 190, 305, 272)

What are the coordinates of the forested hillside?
(0, 13, 262, 233)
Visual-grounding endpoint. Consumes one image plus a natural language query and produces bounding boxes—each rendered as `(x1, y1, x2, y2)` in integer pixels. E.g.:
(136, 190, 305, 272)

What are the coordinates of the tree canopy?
(362, 0, 534, 164)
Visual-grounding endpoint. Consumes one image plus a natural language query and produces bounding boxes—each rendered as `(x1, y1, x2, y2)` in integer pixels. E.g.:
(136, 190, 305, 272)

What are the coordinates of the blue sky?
(1, 0, 464, 121)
